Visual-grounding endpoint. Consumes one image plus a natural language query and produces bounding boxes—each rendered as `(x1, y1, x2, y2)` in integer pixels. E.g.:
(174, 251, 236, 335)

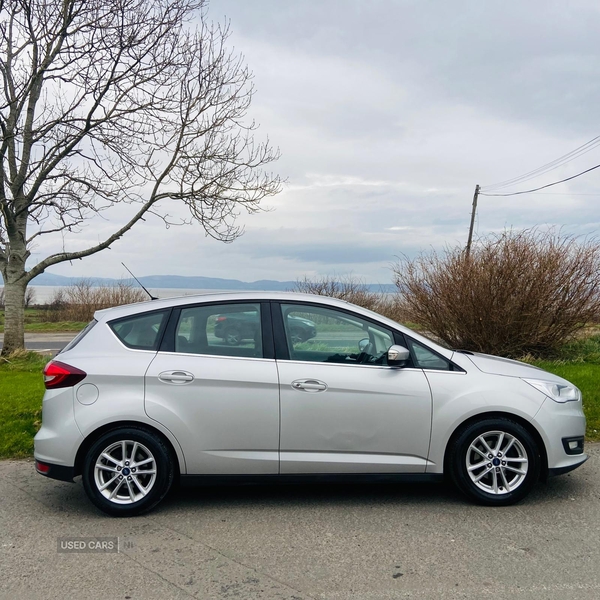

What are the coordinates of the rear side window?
(109, 310, 169, 350)
(59, 319, 97, 354)
(174, 302, 263, 358)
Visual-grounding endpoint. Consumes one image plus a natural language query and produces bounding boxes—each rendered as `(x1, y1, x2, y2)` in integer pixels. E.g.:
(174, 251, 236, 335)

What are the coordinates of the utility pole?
(465, 184, 480, 258)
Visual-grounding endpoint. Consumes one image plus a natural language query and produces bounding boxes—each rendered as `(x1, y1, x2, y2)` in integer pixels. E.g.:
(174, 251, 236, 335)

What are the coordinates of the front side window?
(109, 310, 168, 350)
(175, 303, 263, 358)
(280, 304, 394, 365)
(408, 339, 452, 370)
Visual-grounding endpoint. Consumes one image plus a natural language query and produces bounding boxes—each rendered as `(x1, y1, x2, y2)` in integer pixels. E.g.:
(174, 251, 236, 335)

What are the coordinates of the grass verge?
(0, 352, 47, 458)
(0, 312, 86, 333)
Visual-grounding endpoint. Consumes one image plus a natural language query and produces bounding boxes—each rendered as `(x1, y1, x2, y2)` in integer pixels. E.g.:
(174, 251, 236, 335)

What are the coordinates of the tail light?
(216, 316, 227, 322)
(43, 360, 87, 389)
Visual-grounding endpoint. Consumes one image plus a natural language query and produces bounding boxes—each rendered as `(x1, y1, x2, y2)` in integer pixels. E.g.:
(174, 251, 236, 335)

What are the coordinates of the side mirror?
(358, 338, 371, 352)
(387, 345, 410, 367)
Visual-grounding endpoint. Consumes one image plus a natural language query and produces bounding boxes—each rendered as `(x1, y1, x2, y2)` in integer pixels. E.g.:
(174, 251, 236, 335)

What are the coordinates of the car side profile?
(34, 292, 587, 516)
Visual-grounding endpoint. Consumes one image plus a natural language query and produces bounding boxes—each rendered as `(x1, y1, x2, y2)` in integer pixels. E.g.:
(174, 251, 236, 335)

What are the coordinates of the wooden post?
(465, 184, 480, 258)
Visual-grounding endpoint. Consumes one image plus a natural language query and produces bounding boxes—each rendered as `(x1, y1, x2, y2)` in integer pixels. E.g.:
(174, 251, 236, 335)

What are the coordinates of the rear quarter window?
(109, 310, 169, 350)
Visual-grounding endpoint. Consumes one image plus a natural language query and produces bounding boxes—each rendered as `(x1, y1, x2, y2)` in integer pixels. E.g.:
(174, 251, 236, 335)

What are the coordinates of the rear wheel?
(448, 418, 541, 506)
(82, 428, 174, 517)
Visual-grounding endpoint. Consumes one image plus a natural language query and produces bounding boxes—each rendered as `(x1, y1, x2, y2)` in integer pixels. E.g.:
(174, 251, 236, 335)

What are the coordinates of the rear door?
(274, 302, 433, 474)
(145, 301, 280, 474)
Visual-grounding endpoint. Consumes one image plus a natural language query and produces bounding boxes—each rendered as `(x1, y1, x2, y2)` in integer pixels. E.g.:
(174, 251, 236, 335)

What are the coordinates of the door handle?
(158, 370, 194, 384)
(291, 379, 327, 392)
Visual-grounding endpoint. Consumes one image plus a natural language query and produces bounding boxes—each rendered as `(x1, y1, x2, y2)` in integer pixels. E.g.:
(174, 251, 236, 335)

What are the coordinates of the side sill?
(179, 473, 444, 488)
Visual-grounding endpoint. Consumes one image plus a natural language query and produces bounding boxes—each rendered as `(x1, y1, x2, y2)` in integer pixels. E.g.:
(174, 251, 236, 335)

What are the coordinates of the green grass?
(531, 362, 600, 442)
(0, 352, 47, 458)
(0, 309, 86, 333)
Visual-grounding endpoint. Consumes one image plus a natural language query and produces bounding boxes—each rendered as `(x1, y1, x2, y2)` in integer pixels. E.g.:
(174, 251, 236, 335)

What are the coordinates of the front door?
(274, 302, 433, 474)
(145, 301, 279, 474)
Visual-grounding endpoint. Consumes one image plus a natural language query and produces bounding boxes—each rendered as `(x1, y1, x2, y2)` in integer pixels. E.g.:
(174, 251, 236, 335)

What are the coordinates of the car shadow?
(32, 469, 590, 518)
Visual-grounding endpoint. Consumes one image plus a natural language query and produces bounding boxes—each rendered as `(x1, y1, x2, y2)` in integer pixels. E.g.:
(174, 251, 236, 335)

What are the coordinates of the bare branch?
(0, 0, 282, 354)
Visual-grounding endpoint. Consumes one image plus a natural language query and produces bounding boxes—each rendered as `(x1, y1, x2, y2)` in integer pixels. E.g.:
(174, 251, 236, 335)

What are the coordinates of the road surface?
(0, 332, 76, 353)
(0, 446, 599, 600)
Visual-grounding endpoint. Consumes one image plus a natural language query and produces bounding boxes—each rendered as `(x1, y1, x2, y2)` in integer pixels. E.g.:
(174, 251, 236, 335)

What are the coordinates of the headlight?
(522, 378, 581, 403)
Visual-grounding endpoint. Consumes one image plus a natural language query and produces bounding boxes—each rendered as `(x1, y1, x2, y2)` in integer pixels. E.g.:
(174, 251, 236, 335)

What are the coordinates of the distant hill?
(26, 272, 397, 293)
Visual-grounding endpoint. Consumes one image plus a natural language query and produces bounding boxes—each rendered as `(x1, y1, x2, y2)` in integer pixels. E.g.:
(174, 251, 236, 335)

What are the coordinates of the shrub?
(292, 275, 408, 324)
(43, 279, 148, 322)
(393, 229, 600, 358)
(0, 286, 34, 309)
(293, 275, 380, 309)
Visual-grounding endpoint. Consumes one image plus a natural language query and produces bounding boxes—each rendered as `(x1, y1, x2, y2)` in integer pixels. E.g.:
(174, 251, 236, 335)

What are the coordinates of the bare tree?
(0, 0, 281, 354)
(24, 285, 34, 308)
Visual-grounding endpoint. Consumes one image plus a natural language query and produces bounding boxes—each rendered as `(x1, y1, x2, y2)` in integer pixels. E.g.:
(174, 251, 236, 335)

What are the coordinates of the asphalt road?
(0, 333, 75, 353)
(1, 446, 599, 600)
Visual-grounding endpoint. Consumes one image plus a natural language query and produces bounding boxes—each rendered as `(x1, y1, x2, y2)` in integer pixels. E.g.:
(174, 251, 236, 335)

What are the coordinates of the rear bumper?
(35, 460, 75, 483)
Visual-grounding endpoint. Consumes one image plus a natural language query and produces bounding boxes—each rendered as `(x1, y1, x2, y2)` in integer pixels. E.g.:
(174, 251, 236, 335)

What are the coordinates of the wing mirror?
(358, 338, 371, 352)
(387, 345, 410, 367)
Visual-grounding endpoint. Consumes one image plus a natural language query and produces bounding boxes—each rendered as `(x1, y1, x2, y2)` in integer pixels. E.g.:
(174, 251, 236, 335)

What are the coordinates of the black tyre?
(82, 427, 175, 517)
(289, 328, 306, 344)
(448, 418, 541, 506)
(224, 326, 242, 345)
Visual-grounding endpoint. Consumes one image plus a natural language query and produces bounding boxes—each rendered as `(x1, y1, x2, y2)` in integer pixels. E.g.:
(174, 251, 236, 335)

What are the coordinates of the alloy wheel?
(94, 440, 157, 505)
(465, 430, 529, 495)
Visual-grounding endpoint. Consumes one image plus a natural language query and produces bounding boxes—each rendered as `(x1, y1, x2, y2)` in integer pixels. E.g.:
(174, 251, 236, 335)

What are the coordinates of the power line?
(479, 163, 600, 197)
(482, 134, 600, 192)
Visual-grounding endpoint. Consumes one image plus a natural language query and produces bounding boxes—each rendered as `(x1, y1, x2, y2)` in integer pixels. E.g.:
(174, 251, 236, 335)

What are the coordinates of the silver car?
(34, 292, 587, 516)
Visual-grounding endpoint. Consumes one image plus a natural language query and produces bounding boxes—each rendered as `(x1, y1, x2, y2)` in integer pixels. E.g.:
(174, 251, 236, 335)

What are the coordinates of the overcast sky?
(34, 0, 600, 285)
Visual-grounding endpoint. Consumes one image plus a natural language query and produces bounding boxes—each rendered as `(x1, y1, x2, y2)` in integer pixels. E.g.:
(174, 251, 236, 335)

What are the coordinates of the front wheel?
(448, 418, 541, 506)
(82, 428, 174, 517)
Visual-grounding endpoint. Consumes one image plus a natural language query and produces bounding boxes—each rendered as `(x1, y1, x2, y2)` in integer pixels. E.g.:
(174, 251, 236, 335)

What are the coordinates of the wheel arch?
(74, 420, 182, 480)
(443, 411, 548, 481)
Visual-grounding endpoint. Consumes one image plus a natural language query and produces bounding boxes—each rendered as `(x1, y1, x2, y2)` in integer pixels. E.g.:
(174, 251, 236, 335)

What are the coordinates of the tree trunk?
(1, 278, 27, 356)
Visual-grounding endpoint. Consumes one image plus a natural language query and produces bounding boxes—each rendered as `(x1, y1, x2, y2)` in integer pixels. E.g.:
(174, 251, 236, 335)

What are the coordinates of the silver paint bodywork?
(34, 292, 588, 479)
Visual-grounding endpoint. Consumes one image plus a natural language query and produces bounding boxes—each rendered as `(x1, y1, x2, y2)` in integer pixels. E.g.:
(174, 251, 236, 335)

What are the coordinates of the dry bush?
(293, 275, 381, 310)
(292, 275, 409, 323)
(43, 279, 148, 322)
(24, 287, 35, 308)
(0, 286, 34, 308)
(393, 229, 600, 357)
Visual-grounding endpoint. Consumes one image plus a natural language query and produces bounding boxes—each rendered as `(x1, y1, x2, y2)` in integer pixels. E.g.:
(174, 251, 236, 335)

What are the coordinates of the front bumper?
(548, 454, 588, 477)
(534, 396, 587, 473)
